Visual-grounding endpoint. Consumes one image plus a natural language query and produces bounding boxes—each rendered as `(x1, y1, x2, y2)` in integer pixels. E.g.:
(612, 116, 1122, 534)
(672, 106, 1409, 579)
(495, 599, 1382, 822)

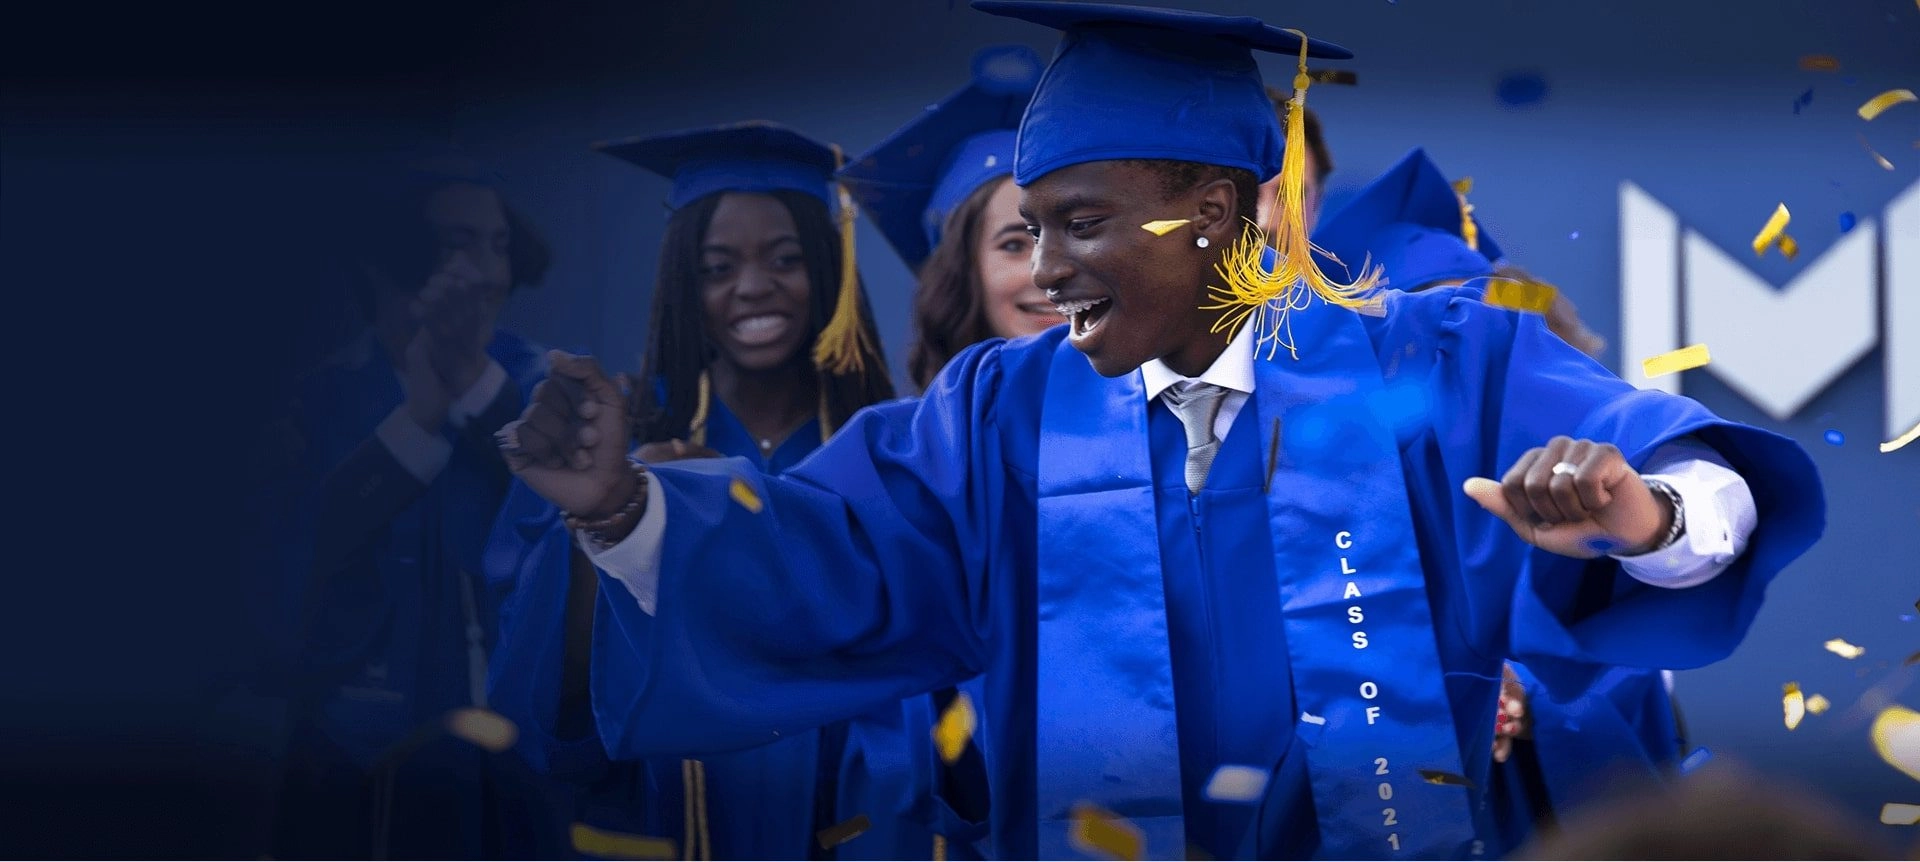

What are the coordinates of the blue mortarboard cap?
(839, 45, 1043, 270)
(595, 121, 839, 209)
(972, 0, 1352, 186)
(1311, 148, 1497, 291)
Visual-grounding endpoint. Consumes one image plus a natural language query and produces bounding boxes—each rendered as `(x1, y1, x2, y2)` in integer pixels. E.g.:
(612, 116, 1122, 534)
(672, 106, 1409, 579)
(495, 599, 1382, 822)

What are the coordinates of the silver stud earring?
(1195, 236, 1210, 249)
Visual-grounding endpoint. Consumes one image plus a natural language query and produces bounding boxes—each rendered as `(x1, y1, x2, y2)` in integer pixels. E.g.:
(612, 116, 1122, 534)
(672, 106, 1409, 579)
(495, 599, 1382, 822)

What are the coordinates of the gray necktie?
(1160, 381, 1230, 494)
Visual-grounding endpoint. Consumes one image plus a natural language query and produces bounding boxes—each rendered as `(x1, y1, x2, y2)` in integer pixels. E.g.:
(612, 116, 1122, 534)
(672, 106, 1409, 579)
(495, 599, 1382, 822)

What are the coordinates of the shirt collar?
(1139, 320, 1256, 402)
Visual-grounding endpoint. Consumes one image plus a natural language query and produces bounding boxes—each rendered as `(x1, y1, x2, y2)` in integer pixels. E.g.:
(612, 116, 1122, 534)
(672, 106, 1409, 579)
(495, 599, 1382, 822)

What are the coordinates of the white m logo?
(1620, 180, 1919, 439)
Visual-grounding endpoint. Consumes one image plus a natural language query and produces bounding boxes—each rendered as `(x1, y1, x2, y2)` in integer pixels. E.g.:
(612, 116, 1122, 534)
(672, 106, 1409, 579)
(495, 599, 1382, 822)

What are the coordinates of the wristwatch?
(1641, 477, 1686, 552)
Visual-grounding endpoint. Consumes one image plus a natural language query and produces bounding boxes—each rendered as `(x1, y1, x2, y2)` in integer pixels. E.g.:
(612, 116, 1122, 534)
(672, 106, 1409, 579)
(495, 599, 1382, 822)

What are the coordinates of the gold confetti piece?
(1825, 638, 1867, 659)
(1419, 769, 1479, 790)
(816, 814, 872, 850)
(1798, 54, 1842, 72)
(1141, 219, 1192, 236)
(1071, 802, 1144, 862)
(1484, 278, 1558, 314)
(444, 707, 518, 753)
(1203, 765, 1270, 803)
(1751, 203, 1795, 258)
(1783, 682, 1807, 730)
(1862, 135, 1897, 170)
(728, 477, 763, 513)
(1882, 420, 1920, 453)
(1881, 803, 1920, 826)
(1858, 88, 1918, 121)
(932, 691, 977, 765)
(1872, 706, 1920, 782)
(1777, 234, 1800, 260)
(571, 823, 676, 860)
(1641, 343, 1712, 379)
(1806, 694, 1832, 715)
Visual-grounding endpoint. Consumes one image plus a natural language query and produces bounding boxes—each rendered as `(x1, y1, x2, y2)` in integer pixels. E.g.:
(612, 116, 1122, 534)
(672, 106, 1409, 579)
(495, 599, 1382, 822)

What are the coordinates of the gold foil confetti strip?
(1825, 638, 1866, 659)
(1783, 682, 1807, 730)
(1751, 203, 1797, 259)
(445, 708, 518, 753)
(1642, 344, 1712, 379)
(1071, 802, 1144, 861)
(729, 477, 764, 513)
(1806, 694, 1832, 715)
(1483, 279, 1558, 314)
(933, 691, 978, 765)
(1871, 706, 1920, 782)
(816, 815, 872, 850)
(1141, 219, 1193, 236)
(1203, 765, 1270, 803)
(570, 823, 676, 860)
(1419, 769, 1479, 789)
(1882, 420, 1919, 453)
(1880, 803, 1920, 826)
(1858, 88, 1917, 121)
(1797, 55, 1841, 72)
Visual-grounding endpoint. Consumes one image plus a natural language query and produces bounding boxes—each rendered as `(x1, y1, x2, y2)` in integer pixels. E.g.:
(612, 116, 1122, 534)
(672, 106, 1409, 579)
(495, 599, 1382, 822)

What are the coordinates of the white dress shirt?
(591, 325, 1759, 614)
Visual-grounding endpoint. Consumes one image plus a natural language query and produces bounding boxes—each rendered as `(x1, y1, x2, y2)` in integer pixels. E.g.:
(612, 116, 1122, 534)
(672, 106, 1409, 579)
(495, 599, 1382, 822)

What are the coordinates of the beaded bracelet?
(565, 460, 649, 549)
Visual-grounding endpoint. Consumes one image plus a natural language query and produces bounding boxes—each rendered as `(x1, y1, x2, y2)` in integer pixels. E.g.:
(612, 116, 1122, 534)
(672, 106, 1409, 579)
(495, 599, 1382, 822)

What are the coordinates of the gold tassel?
(811, 144, 873, 376)
(1203, 29, 1380, 360)
(1451, 176, 1480, 252)
(688, 371, 710, 448)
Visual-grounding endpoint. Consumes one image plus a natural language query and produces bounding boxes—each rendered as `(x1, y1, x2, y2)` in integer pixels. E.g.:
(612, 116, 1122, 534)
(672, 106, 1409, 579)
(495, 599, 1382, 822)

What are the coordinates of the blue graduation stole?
(1037, 299, 1479, 859)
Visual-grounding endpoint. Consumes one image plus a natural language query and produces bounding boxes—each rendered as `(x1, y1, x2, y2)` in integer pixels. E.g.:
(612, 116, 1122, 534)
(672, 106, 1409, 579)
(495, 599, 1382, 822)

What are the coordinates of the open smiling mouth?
(730, 313, 791, 347)
(1054, 297, 1111, 341)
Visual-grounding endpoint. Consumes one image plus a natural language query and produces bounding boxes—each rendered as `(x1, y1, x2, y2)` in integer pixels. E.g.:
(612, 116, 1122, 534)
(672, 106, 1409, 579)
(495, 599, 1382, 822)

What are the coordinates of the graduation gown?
(487, 396, 975, 860)
(1487, 661, 1682, 848)
(271, 328, 563, 859)
(587, 286, 1823, 860)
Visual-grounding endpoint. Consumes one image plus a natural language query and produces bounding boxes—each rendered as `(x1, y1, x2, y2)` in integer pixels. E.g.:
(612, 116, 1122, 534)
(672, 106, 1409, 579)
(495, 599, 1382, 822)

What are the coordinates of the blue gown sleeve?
(484, 479, 614, 780)
(1423, 290, 1825, 671)
(1510, 660, 1679, 809)
(590, 343, 1008, 760)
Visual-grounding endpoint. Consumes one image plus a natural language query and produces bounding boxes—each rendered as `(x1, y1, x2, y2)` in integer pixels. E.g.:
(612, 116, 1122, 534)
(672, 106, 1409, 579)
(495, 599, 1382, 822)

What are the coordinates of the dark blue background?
(4, 0, 1914, 855)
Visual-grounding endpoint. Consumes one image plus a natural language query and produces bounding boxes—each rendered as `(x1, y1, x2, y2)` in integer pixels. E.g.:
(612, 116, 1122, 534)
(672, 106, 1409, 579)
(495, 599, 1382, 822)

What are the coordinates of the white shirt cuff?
(1612, 439, 1758, 589)
(580, 470, 668, 615)
(374, 405, 452, 485)
(448, 359, 508, 429)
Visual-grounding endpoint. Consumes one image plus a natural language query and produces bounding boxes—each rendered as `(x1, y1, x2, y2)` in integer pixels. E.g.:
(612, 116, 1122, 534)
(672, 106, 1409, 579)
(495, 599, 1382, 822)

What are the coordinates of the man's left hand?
(1464, 436, 1675, 559)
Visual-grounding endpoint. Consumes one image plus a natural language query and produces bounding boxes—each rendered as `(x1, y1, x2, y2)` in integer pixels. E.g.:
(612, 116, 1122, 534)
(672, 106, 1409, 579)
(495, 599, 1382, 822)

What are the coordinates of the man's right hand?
(499, 351, 632, 515)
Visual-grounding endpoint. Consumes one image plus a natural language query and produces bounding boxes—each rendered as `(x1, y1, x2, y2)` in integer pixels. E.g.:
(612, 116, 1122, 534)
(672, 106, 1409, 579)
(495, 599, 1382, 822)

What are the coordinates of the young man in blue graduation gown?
(270, 169, 563, 858)
(1314, 146, 1699, 845)
(496, 4, 1824, 859)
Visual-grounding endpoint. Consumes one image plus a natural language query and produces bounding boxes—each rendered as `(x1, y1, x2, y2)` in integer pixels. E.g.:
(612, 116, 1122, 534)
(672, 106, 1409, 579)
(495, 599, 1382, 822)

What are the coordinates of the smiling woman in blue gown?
(483, 122, 933, 860)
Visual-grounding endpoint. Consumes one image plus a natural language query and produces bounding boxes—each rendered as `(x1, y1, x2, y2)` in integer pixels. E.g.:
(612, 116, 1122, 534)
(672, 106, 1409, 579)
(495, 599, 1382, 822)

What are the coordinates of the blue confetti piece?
(1839, 211, 1857, 233)
(1900, 614, 1915, 623)
(1679, 747, 1713, 774)
(1495, 72, 1549, 108)
(1793, 88, 1814, 114)
(1824, 430, 1845, 446)
(1569, 230, 1581, 240)
(1583, 536, 1621, 555)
